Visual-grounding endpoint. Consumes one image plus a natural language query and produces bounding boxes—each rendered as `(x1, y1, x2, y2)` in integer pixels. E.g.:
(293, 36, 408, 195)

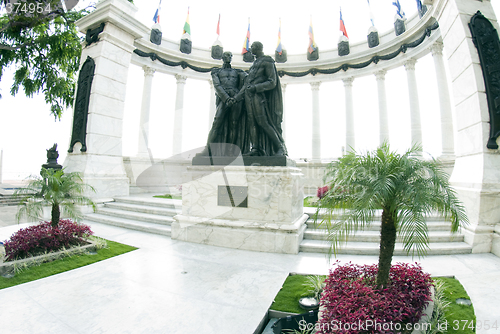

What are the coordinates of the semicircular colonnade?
(64, 0, 500, 256)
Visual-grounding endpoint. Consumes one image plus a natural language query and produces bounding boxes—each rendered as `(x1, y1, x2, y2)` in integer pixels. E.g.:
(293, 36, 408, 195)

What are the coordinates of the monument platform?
(172, 163, 307, 254)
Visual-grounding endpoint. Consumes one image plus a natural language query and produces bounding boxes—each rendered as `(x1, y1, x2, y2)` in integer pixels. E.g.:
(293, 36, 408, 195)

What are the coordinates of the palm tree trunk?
(51, 203, 60, 228)
(377, 209, 397, 288)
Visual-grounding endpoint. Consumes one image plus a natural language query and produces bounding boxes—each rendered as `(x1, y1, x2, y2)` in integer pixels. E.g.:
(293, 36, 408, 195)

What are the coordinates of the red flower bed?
(3, 219, 93, 261)
(316, 262, 432, 334)
(317, 185, 330, 199)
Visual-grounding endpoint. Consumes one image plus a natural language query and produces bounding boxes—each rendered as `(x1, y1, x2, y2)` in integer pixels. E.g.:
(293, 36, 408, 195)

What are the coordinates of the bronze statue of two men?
(200, 42, 287, 157)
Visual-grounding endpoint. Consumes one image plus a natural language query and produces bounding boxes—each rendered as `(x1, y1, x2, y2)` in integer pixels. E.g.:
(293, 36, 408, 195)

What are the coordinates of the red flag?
(216, 14, 220, 37)
(340, 8, 349, 39)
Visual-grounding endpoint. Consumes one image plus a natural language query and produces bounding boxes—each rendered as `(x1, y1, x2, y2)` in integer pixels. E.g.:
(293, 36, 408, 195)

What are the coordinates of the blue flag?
(416, 0, 423, 11)
(393, 0, 406, 19)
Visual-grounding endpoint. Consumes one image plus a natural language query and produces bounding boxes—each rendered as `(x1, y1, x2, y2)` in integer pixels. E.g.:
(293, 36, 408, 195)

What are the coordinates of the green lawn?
(0, 239, 137, 290)
(153, 194, 182, 200)
(270, 274, 326, 314)
(433, 277, 476, 333)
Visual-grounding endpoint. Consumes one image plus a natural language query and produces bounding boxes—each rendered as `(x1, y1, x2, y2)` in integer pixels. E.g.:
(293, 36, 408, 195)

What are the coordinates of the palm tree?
(316, 143, 468, 288)
(15, 168, 95, 228)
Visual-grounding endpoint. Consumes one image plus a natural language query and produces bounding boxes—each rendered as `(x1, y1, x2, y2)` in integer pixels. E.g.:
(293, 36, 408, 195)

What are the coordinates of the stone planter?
(0, 240, 97, 277)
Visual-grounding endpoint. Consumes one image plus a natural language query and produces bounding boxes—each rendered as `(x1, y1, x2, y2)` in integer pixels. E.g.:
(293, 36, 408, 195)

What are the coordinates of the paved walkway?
(1, 220, 499, 334)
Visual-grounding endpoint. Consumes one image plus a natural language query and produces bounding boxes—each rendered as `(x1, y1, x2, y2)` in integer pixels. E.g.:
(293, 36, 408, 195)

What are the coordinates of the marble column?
(375, 70, 390, 145)
(173, 74, 187, 156)
(404, 59, 423, 148)
(343, 77, 355, 152)
(310, 81, 321, 160)
(430, 41, 455, 159)
(281, 83, 287, 141)
(63, 0, 139, 198)
(208, 79, 216, 130)
(137, 66, 155, 157)
(433, 0, 500, 254)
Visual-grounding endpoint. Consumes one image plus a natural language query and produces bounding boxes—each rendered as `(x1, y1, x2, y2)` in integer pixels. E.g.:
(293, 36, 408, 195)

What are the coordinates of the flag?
(153, 0, 161, 24)
(366, 0, 375, 26)
(276, 18, 283, 55)
(308, 17, 317, 54)
(416, 0, 423, 11)
(340, 8, 349, 39)
(183, 7, 191, 35)
(216, 14, 220, 38)
(242, 18, 250, 54)
(393, 0, 406, 19)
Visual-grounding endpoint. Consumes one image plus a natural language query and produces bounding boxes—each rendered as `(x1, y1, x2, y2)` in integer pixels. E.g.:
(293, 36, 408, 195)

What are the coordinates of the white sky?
(1, 1, 499, 180)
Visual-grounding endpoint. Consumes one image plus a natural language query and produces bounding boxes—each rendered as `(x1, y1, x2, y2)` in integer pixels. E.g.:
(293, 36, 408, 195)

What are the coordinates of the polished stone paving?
(1, 221, 499, 334)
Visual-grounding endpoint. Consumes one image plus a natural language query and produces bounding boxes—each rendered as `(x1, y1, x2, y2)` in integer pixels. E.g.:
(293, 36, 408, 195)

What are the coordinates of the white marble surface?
(182, 166, 304, 224)
(175, 165, 306, 253)
(172, 214, 308, 254)
(1, 222, 499, 334)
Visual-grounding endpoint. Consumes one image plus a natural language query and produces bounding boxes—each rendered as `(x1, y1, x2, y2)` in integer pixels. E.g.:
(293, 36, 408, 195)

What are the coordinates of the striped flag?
(276, 18, 283, 55)
(183, 7, 191, 35)
(308, 16, 317, 54)
(393, 0, 406, 19)
(340, 8, 349, 39)
(153, 0, 161, 24)
(216, 14, 220, 38)
(242, 18, 250, 54)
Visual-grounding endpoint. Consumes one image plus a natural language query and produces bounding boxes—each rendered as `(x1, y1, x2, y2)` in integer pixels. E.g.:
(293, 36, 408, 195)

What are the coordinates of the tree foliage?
(315, 143, 468, 288)
(1, 0, 133, 119)
(14, 167, 95, 227)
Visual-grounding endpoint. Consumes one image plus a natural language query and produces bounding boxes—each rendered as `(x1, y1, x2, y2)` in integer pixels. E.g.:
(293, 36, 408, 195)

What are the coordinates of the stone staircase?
(299, 207, 473, 255)
(84, 196, 472, 255)
(84, 196, 182, 236)
(0, 194, 20, 206)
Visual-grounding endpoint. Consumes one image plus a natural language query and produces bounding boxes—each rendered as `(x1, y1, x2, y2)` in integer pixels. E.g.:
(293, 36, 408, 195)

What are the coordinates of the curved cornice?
(78, 0, 443, 83)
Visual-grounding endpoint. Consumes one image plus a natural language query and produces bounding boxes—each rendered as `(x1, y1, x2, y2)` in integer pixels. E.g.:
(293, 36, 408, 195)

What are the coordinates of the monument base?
(172, 164, 306, 254)
(172, 214, 308, 254)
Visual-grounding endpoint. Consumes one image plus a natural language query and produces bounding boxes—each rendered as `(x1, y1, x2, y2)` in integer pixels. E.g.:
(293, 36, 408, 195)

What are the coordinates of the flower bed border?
(0, 240, 97, 277)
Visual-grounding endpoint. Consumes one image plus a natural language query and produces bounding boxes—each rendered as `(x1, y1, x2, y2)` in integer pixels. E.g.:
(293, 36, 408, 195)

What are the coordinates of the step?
(113, 196, 181, 209)
(0, 199, 21, 206)
(103, 202, 180, 216)
(96, 207, 174, 226)
(306, 220, 456, 232)
(304, 229, 464, 243)
(84, 213, 171, 236)
(299, 239, 473, 255)
(304, 207, 446, 222)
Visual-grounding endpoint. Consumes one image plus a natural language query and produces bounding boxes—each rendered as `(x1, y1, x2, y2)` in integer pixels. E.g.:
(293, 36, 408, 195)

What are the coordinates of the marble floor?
(1, 221, 499, 334)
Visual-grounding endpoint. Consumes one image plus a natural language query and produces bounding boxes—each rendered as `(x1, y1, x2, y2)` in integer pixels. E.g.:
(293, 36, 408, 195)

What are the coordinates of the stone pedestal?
(172, 164, 307, 254)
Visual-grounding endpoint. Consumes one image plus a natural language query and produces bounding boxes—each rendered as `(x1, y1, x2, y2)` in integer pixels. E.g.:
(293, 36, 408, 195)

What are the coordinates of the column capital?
(375, 70, 387, 81)
(175, 74, 187, 84)
(430, 42, 444, 56)
(281, 83, 288, 91)
(310, 81, 321, 90)
(342, 77, 354, 87)
(403, 59, 417, 71)
(142, 66, 155, 77)
(208, 78, 214, 88)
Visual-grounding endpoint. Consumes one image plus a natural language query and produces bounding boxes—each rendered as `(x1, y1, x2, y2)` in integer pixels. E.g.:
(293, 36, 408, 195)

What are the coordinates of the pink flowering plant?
(3, 219, 93, 261)
(317, 262, 432, 334)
